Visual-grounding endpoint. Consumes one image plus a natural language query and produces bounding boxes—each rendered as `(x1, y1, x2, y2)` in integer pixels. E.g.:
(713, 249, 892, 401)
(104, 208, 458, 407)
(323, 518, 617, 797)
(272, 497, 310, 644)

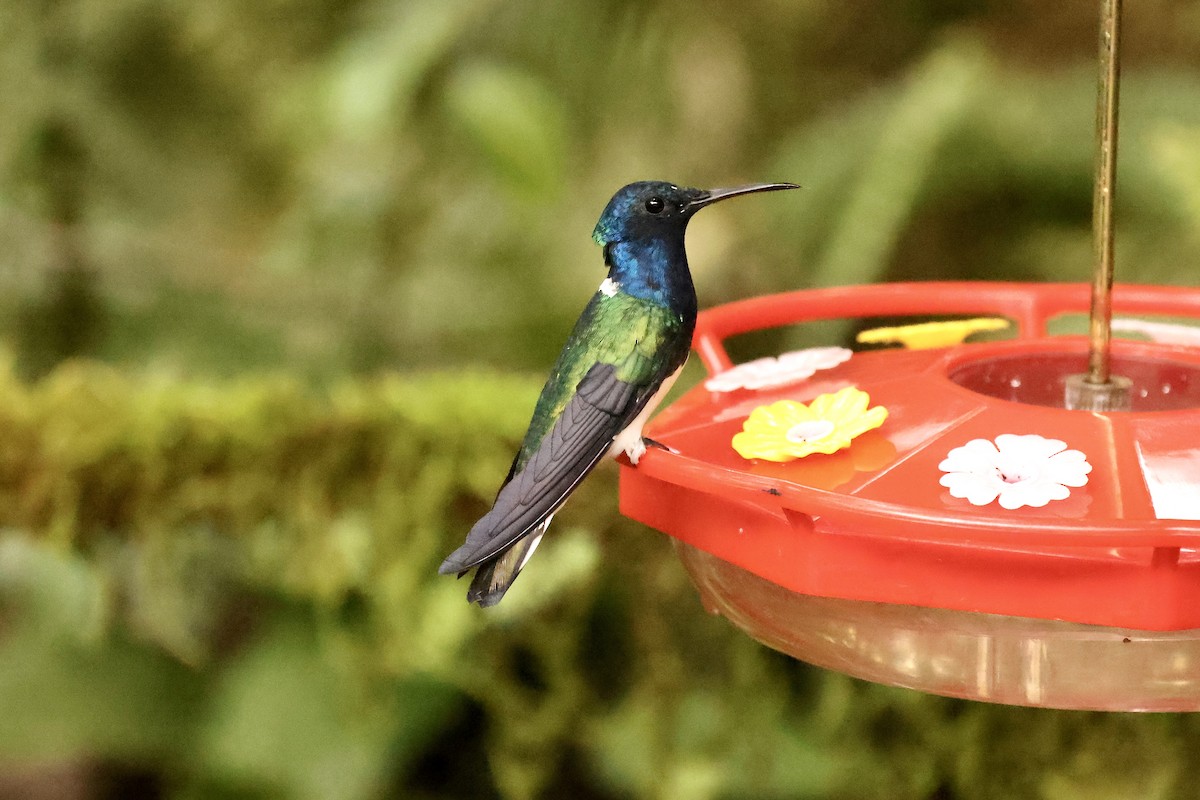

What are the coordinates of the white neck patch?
(599, 277, 620, 297)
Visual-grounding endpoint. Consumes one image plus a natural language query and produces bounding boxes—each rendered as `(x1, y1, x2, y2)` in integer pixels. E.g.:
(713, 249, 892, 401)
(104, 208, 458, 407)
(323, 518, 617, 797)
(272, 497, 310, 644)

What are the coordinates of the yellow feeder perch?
(856, 317, 1011, 349)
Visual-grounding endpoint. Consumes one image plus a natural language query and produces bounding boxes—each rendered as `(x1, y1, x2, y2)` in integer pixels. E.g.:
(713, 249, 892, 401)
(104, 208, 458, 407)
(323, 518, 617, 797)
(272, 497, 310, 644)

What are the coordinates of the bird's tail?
(465, 522, 549, 607)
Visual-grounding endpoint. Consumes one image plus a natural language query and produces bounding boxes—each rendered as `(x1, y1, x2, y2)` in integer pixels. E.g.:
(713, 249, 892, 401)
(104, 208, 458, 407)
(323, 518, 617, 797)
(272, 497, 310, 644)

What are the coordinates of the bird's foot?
(624, 437, 647, 465)
(643, 437, 679, 455)
(625, 437, 678, 465)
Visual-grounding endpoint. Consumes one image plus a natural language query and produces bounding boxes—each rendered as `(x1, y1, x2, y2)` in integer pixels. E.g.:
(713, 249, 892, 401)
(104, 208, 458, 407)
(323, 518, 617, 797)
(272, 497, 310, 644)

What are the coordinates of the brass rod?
(1088, 0, 1122, 385)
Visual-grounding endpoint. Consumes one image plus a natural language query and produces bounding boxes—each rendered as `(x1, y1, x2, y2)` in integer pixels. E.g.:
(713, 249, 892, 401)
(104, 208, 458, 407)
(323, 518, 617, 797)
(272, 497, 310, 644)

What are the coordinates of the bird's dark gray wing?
(439, 361, 646, 574)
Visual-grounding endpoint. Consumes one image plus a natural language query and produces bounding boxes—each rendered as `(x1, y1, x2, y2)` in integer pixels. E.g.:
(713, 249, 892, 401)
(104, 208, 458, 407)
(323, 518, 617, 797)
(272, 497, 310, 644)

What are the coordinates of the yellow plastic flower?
(856, 317, 1010, 349)
(732, 387, 888, 462)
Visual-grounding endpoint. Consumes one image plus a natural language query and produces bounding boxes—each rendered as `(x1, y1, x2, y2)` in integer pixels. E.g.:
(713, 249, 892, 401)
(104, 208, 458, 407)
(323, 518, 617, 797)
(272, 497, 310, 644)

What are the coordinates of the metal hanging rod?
(1067, 0, 1132, 411)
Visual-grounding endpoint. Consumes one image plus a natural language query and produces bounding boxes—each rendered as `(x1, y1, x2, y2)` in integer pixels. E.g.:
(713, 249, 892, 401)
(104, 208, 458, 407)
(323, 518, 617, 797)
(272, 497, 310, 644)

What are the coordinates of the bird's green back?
(515, 291, 687, 472)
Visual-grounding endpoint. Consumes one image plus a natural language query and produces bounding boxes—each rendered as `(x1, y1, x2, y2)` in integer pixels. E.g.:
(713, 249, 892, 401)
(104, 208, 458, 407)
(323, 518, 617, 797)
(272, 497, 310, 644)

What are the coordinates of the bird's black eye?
(644, 196, 665, 214)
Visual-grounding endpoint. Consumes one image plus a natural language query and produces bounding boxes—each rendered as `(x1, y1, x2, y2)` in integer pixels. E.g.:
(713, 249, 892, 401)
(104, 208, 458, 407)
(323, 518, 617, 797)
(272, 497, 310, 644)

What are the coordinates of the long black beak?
(686, 182, 800, 211)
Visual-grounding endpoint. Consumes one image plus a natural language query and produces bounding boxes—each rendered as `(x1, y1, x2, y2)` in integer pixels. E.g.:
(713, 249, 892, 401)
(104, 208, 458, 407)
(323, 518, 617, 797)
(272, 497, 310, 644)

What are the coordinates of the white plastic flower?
(1112, 318, 1200, 346)
(938, 434, 1092, 510)
(705, 347, 852, 392)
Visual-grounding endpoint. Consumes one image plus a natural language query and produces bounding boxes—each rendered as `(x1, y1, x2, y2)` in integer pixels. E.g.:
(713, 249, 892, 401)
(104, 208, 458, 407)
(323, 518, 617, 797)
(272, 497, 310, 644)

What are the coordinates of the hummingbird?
(439, 180, 798, 606)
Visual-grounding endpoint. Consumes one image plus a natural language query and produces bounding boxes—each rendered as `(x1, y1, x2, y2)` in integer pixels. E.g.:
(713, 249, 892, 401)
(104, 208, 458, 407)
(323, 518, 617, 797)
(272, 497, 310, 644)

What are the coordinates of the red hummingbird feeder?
(620, 0, 1200, 711)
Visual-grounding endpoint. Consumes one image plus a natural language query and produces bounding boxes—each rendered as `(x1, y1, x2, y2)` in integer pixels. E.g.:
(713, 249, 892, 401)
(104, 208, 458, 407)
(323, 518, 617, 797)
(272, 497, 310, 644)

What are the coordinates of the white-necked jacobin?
(439, 180, 799, 606)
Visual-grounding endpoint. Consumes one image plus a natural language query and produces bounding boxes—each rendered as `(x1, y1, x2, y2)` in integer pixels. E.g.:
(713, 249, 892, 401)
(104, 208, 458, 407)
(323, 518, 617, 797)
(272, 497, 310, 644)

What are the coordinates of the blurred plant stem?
(14, 120, 106, 379)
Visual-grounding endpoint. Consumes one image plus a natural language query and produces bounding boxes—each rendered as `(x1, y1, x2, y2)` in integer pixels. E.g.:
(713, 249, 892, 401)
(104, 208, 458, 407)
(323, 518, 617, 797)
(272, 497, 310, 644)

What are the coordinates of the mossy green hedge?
(2, 355, 1200, 800)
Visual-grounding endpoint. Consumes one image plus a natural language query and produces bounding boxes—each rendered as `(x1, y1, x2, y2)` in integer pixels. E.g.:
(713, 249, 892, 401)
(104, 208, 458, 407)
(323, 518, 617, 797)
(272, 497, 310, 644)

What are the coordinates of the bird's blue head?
(590, 180, 798, 309)
(591, 180, 798, 247)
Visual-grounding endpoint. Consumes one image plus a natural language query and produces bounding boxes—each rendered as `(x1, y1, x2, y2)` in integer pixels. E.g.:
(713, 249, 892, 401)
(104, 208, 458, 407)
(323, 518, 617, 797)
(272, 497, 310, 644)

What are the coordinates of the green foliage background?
(2, 1, 1200, 798)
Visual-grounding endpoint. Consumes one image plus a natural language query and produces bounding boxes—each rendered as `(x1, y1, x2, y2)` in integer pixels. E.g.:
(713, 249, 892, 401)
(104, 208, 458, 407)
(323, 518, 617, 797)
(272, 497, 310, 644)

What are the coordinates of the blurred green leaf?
(0, 533, 106, 642)
(0, 536, 199, 764)
(327, 0, 493, 139)
(1148, 123, 1200, 234)
(390, 674, 466, 778)
(199, 612, 392, 800)
(442, 61, 569, 196)
(812, 39, 987, 290)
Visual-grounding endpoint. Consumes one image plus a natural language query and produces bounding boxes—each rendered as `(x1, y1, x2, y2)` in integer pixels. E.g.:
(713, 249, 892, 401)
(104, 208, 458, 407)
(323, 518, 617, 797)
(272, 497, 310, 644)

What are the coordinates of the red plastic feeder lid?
(620, 282, 1200, 633)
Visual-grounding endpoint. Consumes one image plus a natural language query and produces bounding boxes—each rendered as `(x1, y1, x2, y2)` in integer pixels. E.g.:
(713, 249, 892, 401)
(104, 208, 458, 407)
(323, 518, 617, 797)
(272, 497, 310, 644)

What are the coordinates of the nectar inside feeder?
(619, 0, 1200, 711)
